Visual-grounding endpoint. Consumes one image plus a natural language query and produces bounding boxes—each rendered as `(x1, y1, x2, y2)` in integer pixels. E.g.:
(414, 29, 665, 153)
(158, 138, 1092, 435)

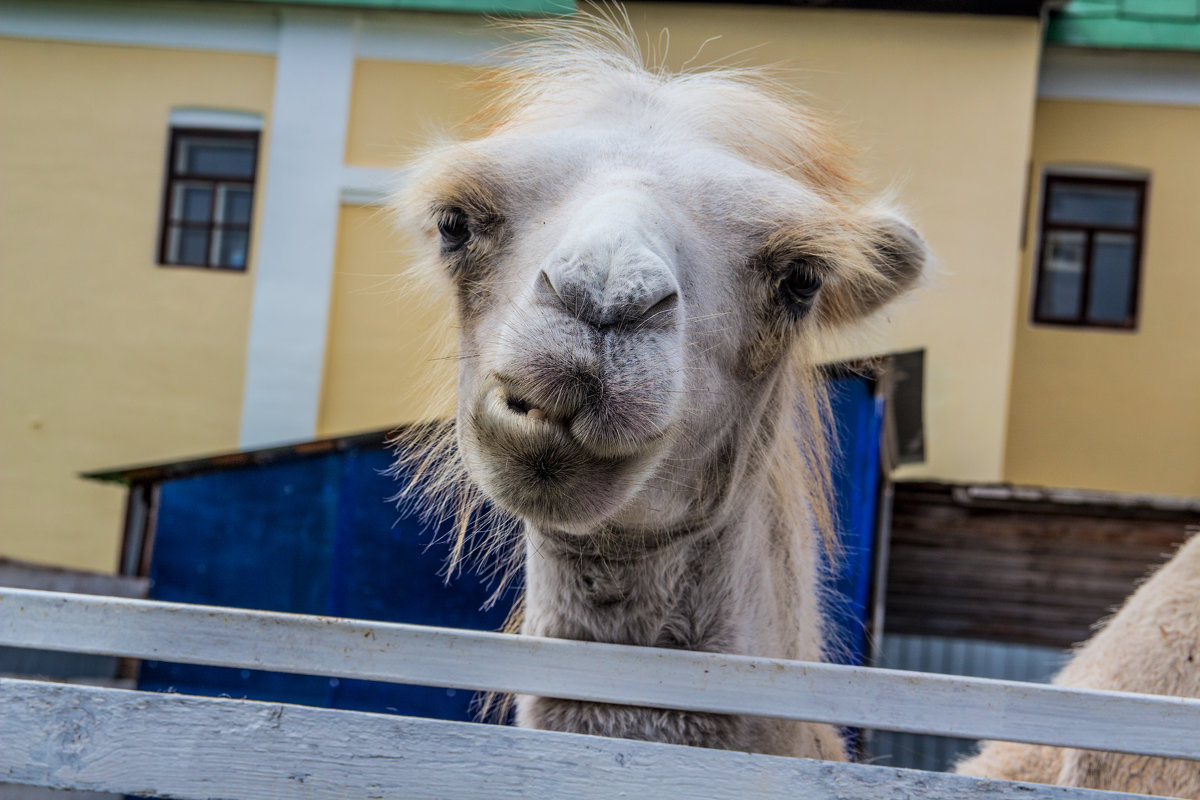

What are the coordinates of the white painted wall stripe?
(340, 165, 404, 206)
(168, 107, 264, 131)
(239, 12, 357, 449)
(2, 678, 1163, 800)
(0, 0, 279, 54)
(4, 588, 1200, 759)
(1039, 46, 1200, 107)
(0, 0, 516, 66)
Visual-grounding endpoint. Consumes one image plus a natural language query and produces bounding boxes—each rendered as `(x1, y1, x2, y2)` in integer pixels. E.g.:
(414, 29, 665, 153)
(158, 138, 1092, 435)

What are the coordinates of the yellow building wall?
(318, 59, 480, 436)
(343, 59, 485, 167)
(320, 8, 1043, 485)
(0, 39, 275, 571)
(1005, 99, 1200, 497)
(320, 206, 456, 434)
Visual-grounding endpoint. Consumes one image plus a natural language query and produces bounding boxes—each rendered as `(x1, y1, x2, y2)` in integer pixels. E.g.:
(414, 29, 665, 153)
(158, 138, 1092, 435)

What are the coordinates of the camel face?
(403, 38, 926, 541)
(396, 21, 928, 756)
(419, 138, 820, 533)
(453, 153, 690, 534)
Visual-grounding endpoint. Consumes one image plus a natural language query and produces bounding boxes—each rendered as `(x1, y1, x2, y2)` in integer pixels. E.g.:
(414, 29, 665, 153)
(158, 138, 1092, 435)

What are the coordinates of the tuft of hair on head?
(457, 8, 860, 201)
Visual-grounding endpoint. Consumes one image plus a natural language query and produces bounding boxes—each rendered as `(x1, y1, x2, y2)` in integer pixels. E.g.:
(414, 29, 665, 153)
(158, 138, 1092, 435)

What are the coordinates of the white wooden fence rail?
(1, 587, 1196, 800)
(0, 677, 1162, 800)
(4, 588, 1198, 758)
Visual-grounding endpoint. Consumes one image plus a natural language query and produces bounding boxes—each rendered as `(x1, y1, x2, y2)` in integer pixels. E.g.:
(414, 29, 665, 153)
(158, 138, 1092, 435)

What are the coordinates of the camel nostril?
(506, 395, 531, 415)
(642, 290, 679, 321)
(539, 270, 561, 301)
(538, 253, 679, 329)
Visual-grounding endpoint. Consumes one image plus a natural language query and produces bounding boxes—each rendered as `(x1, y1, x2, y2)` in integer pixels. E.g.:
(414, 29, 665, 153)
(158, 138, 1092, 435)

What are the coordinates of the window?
(158, 128, 260, 270)
(1033, 174, 1147, 330)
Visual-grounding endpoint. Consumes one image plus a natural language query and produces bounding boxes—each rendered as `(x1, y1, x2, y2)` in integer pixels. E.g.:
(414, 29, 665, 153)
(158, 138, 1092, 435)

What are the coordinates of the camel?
(394, 13, 1200, 795)
(957, 532, 1200, 796)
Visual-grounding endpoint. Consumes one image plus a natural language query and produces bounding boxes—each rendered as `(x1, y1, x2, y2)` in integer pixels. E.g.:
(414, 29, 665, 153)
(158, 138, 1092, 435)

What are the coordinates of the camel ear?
(818, 208, 927, 328)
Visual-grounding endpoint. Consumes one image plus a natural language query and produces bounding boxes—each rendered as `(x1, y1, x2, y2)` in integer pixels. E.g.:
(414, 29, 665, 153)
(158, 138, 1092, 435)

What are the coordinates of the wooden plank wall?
(885, 482, 1199, 648)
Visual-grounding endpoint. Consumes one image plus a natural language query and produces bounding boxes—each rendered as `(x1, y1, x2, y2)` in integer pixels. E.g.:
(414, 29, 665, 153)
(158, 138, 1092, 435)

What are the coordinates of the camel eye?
(437, 209, 471, 251)
(778, 261, 823, 317)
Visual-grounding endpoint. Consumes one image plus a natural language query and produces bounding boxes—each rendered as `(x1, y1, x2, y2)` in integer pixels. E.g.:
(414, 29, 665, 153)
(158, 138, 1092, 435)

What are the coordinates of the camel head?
(400, 23, 926, 545)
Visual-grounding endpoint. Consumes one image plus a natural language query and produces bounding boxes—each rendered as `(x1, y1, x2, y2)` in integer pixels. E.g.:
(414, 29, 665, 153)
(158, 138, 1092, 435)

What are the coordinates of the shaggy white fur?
(957, 534, 1200, 796)
(396, 13, 923, 758)
(394, 12, 1200, 794)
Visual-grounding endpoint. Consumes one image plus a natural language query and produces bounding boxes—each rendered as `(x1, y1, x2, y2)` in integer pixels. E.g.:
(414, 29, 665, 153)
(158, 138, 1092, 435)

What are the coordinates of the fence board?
(3, 588, 1200, 760)
(0, 558, 147, 599)
(0, 677, 1167, 800)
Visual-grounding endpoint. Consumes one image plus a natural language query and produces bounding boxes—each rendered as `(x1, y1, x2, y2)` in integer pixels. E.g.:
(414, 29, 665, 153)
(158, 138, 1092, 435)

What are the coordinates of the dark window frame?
(1032, 173, 1148, 331)
(157, 126, 261, 272)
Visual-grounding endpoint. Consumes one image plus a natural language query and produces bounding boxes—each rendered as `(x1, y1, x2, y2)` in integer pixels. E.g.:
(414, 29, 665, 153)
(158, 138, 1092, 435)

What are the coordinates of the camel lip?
(465, 384, 652, 528)
(484, 384, 571, 436)
(491, 369, 585, 425)
(469, 385, 583, 468)
(501, 388, 561, 426)
(478, 377, 670, 462)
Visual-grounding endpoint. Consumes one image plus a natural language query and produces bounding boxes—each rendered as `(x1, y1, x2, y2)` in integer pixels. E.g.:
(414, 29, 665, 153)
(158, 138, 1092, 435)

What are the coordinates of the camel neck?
(514, 473, 836, 757)
(521, 488, 777, 656)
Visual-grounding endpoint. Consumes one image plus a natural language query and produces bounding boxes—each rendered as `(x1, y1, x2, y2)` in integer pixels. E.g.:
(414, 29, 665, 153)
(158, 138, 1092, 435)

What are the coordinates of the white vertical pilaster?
(239, 11, 356, 449)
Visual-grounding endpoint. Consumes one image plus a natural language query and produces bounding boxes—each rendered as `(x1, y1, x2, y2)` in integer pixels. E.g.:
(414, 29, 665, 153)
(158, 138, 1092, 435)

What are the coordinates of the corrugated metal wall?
(864, 633, 1067, 772)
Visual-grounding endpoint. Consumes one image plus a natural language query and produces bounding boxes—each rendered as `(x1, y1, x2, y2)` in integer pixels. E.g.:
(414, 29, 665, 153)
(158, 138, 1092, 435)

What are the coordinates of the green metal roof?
(1047, 0, 1200, 51)
(212, 0, 1047, 15)
(231, 0, 572, 14)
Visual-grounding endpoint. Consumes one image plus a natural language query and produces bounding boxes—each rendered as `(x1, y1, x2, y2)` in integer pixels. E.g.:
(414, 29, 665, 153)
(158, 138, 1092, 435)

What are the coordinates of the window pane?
(212, 228, 249, 269)
(168, 226, 210, 265)
(216, 184, 253, 224)
(177, 136, 256, 177)
(1037, 230, 1086, 320)
(1047, 182, 1140, 227)
(172, 182, 212, 223)
(1087, 232, 1137, 325)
